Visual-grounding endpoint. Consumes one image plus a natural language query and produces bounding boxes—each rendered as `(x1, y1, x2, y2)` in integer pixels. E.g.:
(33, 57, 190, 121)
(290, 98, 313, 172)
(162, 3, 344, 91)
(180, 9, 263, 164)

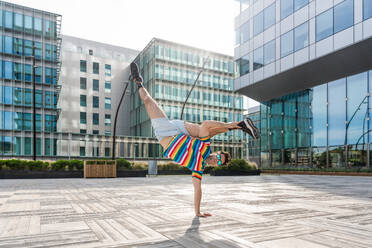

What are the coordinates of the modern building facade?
(57, 35, 140, 158)
(0, 1, 62, 158)
(234, 0, 372, 168)
(131, 38, 245, 158)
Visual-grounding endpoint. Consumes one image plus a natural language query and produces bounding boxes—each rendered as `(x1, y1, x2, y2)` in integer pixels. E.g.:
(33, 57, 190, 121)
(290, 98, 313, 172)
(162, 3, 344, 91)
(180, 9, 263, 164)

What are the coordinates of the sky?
(8, 0, 238, 55)
(7, 0, 258, 108)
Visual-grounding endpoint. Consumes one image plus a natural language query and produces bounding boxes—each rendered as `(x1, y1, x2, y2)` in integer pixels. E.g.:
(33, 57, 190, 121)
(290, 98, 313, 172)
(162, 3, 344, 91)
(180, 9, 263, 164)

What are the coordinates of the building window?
(93, 79, 99, 91)
(93, 96, 99, 108)
(80, 129, 87, 134)
(80, 95, 87, 107)
(264, 3, 276, 30)
(105, 64, 111, 76)
(294, 22, 308, 51)
(263, 40, 275, 65)
(80, 147, 86, 156)
(93, 113, 99, 125)
(281, 0, 293, 19)
(80, 60, 87, 72)
(237, 54, 250, 76)
(80, 77, 87, 89)
(105, 147, 110, 156)
(105, 81, 111, 93)
(334, 0, 354, 34)
(253, 11, 264, 36)
(364, 0, 372, 20)
(281, 30, 294, 57)
(93, 62, 99, 74)
(253, 46, 263, 71)
(316, 8, 333, 42)
(105, 131, 111, 136)
(241, 21, 250, 44)
(89, 49, 93, 55)
(93, 130, 99, 135)
(105, 98, 111, 109)
(105, 114, 111, 126)
(80, 112, 86, 124)
(295, 0, 308, 12)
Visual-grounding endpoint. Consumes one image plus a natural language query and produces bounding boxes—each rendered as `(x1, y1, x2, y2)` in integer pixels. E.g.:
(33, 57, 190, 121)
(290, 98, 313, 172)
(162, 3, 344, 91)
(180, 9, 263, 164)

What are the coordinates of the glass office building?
(0, 1, 61, 158)
(131, 38, 245, 158)
(234, 0, 372, 168)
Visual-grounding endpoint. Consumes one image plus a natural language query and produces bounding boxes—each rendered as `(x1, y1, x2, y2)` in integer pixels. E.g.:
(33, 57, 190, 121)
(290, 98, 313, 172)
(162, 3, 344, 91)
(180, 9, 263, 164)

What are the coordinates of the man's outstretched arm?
(192, 178, 211, 217)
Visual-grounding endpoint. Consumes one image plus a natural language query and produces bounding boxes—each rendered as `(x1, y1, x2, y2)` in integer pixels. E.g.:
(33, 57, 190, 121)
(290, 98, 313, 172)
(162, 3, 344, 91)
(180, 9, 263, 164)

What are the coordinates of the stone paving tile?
(0, 175, 371, 247)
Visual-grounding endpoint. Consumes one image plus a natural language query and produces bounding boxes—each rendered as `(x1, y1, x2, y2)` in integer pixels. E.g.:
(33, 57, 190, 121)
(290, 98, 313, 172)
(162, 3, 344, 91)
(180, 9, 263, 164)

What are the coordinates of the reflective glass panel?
(4, 86, 12, 104)
(295, 0, 308, 11)
(312, 84, 327, 146)
(93, 96, 99, 108)
(93, 79, 99, 91)
(253, 11, 263, 36)
(328, 78, 346, 146)
(334, 0, 354, 34)
(4, 61, 13, 79)
(264, 3, 276, 30)
(14, 13, 23, 30)
(241, 21, 249, 43)
(347, 72, 368, 145)
(364, 0, 372, 20)
(4, 11, 12, 29)
(316, 8, 333, 41)
(24, 16, 32, 32)
(34, 18, 42, 33)
(294, 22, 308, 51)
(238, 54, 249, 76)
(281, 30, 293, 57)
(281, 0, 294, 19)
(264, 40, 275, 65)
(253, 46, 263, 70)
(4, 111, 12, 130)
(4, 36, 13, 54)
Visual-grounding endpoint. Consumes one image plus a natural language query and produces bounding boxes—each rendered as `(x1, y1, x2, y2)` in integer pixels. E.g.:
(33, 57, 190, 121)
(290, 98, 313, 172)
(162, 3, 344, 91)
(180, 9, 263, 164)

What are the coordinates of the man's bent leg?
(138, 87, 167, 120)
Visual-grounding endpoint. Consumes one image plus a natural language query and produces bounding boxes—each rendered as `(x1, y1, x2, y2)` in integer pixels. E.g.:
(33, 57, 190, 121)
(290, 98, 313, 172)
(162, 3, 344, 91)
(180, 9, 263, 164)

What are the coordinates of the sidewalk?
(0, 175, 371, 247)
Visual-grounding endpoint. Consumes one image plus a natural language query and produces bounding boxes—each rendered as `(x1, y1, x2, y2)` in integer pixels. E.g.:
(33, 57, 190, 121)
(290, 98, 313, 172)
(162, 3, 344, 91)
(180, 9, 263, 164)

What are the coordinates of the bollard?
(148, 160, 158, 176)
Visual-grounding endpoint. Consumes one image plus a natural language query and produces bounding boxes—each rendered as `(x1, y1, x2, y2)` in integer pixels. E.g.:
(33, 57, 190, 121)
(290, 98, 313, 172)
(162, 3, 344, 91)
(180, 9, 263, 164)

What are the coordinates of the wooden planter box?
(84, 160, 117, 178)
(210, 170, 261, 176)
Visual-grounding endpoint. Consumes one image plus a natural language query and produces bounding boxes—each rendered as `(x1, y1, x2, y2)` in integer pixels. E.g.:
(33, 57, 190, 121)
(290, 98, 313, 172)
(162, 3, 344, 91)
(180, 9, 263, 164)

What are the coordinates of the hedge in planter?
(0, 159, 83, 179)
(211, 159, 260, 176)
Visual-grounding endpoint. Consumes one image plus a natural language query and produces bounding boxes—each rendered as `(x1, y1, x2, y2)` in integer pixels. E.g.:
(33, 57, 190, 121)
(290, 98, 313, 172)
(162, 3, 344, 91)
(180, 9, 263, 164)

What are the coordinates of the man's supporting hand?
(196, 212, 212, 217)
(192, 178, 212, 218)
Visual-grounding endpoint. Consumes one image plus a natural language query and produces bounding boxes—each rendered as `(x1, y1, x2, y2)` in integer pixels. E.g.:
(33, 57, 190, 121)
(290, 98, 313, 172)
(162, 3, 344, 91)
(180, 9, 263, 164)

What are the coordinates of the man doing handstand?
(130, 62, 259, 217)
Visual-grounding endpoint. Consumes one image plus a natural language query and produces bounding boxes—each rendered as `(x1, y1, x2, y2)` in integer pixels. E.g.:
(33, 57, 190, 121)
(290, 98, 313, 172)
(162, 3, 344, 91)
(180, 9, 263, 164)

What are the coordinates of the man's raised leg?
(137, 87, 167, 120)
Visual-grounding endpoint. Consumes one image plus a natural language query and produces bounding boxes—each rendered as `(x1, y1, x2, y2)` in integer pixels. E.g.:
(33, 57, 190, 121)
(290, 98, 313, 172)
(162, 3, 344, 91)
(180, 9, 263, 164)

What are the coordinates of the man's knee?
(201, 120, 213, 129)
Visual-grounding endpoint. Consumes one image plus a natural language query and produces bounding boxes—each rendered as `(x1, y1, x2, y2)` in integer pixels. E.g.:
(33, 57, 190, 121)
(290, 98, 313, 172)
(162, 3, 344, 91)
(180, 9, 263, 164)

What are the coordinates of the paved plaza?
(0, 175, 371, 247)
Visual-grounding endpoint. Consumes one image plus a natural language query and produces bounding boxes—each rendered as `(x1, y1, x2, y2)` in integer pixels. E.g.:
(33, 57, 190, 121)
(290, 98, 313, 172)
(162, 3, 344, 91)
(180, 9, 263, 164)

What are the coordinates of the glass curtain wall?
(260, 70, 372, 168)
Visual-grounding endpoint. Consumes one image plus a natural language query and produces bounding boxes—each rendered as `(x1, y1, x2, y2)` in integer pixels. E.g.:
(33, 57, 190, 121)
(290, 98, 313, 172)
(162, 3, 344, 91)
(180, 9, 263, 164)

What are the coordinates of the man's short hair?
(219, 151, 231, 165)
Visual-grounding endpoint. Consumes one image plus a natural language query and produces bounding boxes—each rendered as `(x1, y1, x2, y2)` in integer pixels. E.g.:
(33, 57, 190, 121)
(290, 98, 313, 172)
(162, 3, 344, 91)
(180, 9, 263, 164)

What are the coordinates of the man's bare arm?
(192, 178, 211, 217)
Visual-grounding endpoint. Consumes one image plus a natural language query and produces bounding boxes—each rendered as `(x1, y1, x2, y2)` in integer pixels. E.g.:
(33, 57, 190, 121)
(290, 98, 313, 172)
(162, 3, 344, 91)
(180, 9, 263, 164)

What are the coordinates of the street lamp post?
(111, 82, 129, 160)
(32, 46, 37, 160)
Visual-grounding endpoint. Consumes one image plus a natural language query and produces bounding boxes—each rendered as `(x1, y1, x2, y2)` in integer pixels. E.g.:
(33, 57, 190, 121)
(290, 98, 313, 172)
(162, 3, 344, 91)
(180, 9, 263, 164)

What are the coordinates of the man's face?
(208, 152, 226, 166)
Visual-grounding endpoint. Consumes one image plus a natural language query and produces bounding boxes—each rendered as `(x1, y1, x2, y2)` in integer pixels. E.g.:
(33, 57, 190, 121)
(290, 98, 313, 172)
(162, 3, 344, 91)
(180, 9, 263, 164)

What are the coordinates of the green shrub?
(51, 160, 69, 171)
(158, 162, 186, 171)
(213, 159, 255, 172)
(116, 158, 132, 170)
(69, 160, 83, 171)
(27, 160, 48, 171)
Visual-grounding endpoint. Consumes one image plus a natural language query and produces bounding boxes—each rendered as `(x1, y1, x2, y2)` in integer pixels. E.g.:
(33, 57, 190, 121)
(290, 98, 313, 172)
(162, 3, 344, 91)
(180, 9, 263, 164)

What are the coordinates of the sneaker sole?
(244, 118, 259, 139)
